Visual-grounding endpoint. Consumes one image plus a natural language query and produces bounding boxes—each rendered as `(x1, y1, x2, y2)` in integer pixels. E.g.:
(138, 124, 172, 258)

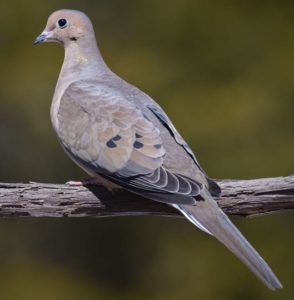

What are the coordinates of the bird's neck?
(51, 37, 111, 132)
(58, 37, 110, 85)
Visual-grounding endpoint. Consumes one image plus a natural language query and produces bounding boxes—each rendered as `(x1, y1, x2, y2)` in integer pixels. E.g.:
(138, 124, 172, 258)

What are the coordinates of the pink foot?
(66, 178, 102, 186)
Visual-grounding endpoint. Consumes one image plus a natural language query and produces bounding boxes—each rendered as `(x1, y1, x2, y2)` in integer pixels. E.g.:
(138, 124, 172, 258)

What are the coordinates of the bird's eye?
(57, 18, 68, 29)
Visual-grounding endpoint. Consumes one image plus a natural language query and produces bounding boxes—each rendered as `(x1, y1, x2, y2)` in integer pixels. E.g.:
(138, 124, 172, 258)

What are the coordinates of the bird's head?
(34, 9, 94, 46)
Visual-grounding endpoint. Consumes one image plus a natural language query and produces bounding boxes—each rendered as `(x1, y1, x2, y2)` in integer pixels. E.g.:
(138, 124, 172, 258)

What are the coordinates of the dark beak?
(33, 32, 48, 45)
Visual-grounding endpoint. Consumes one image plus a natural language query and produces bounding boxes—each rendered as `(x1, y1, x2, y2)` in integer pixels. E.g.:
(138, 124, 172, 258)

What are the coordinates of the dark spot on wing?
(70, 37, 78, 41)
(106, 139, 117, 148)
(195, 195, 205, 201)
(112, 134, 122, 141)
(106, 135, 122, 148)
(135, 133, 142, 138)
(134, 141, 144, 149)
(154, 144, 162, 149)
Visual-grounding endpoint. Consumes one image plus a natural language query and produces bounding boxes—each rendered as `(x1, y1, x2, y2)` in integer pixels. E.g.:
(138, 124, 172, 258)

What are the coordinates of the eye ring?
(57, 18, 68, 29)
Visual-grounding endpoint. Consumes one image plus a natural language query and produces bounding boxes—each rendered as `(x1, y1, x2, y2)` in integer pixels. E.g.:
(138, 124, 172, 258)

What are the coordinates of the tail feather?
(174, 189, 282, 290)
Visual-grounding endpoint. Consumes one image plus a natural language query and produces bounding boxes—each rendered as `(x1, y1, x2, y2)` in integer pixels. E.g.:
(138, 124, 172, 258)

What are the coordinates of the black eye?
(57, 18, 67, 28)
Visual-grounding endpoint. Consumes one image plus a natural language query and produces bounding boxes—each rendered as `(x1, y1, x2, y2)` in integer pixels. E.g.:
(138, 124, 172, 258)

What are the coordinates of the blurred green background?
(0, 0, 293, 299)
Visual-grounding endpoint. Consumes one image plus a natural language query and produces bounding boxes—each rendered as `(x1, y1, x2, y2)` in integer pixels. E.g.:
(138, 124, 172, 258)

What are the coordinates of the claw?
(66, 180, 84, 186)
(65, 178, 102, 186)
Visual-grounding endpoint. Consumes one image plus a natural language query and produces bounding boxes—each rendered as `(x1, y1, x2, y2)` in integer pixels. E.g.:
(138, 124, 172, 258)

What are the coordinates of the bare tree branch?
(0, 175, 293, 218)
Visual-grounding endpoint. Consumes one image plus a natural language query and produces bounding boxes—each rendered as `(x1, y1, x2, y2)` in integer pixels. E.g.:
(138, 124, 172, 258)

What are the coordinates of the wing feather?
(58, 81, 204, 204)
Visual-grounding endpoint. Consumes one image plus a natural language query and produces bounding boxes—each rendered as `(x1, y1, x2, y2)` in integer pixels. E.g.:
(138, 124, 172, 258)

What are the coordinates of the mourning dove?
(34, 9, 282, 289)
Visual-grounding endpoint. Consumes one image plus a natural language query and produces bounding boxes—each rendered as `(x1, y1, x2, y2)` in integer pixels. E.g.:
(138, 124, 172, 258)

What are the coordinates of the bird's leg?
(66, 177, 102, 186)
(66, 177, 123, 193)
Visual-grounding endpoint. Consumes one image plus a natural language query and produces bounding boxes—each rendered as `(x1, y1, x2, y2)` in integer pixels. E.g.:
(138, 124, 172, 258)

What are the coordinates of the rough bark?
(0, 175, 293, 218)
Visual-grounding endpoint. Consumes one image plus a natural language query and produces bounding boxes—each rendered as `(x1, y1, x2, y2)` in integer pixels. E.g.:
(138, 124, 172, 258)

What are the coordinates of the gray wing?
(57, 81, 204, 205)
(146, 104, 221, 197)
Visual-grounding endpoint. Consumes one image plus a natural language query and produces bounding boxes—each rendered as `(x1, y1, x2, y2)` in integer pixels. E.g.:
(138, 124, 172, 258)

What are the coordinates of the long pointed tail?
(173, 189, 282, 290)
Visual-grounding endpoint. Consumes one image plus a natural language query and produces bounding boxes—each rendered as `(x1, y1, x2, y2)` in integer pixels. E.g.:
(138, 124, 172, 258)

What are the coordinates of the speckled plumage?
(35, 9, 282, 289)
